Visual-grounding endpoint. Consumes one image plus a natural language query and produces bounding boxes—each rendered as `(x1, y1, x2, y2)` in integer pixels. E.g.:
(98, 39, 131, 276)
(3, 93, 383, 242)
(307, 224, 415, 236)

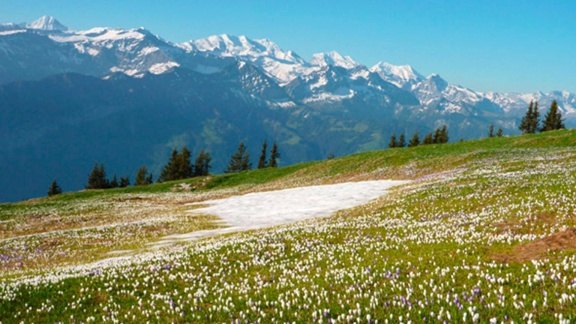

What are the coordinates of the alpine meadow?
(2, 129, 576, 322)
(2, 6, 576, 323)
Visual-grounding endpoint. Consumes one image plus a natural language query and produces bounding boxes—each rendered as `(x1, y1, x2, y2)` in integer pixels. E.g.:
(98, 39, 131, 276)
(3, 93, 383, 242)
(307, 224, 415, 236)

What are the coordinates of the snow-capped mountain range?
(1, 16, 575, 202)
(1, 16, 574, 120)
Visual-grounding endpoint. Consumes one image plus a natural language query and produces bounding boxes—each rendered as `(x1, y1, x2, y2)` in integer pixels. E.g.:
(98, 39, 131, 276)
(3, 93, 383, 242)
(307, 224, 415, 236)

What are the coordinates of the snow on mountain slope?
(26, 16, 68, 31)
(550, 91, 576, 115)
(51, 27, 147, 42)
(180, 34, 312, 83)
(283, 63, 419, 107)
(21, 20, 182, 76)
(181, 34, 297, 62)
(0, 29, 26, 36)
(370, 62, 424, 90)
(285, 65, 353, 102)
(0, 23, 23, 32)
(410, 74, 485, 113)
(2, 16, 576, 124)
(310, 51, 362, 70)
(483, 91, 576, 116)
(482, 92, 531, 113)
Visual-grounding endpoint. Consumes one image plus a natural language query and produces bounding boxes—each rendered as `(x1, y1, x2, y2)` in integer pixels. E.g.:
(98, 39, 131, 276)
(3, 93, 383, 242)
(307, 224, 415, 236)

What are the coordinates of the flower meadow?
(0, 189, 246, 274)
(2, 136, 576, 322)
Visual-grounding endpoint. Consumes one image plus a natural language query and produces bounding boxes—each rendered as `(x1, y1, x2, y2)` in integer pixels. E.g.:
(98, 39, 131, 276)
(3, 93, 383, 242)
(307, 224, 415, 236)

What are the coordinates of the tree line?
(157, 147, 212, 182)
(44, 99, 570, 197)
(225, 139, 280, 173)
(519, 99, 565, 134)
(85, 163, 132, 190)
(48, 139, 281, 196)
(388, 125, 449, 148)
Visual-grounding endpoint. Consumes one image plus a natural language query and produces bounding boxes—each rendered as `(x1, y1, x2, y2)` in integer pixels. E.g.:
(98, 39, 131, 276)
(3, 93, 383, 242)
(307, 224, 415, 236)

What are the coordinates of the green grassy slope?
(2, 129, 576, 322)
(3, 129, 574, 208)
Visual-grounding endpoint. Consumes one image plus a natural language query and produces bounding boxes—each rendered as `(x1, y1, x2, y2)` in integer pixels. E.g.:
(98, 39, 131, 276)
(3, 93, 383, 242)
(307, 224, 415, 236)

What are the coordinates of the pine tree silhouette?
(47, 179, 62, 196)
(269, 140, 280, 168)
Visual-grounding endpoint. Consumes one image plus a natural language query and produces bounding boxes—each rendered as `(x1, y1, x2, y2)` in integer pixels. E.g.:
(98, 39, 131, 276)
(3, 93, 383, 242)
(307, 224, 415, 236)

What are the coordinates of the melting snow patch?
(0, 29, 26, 36)
(140, 46, 159, 55)
(153, 180, 408, 246)
(149, 61, 179, 74)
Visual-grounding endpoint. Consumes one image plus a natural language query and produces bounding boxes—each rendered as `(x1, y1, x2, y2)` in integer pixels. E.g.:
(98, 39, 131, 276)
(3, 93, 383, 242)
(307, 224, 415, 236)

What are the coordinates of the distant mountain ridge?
(1, 16, 574, 118)
(1, 16, 575, 202)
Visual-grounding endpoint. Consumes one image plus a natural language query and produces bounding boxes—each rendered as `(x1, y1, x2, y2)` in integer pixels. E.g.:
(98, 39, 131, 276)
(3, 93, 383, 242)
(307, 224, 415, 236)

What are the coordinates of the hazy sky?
(1, 0, 575, 93)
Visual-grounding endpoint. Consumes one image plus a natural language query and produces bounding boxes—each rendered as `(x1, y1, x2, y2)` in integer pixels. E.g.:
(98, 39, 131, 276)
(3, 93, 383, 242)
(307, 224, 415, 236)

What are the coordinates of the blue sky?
(1, 0, 575, 93)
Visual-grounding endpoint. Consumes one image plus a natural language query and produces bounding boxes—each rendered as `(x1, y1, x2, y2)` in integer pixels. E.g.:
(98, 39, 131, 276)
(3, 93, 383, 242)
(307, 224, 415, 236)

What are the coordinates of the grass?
(2, 129, 576, 322)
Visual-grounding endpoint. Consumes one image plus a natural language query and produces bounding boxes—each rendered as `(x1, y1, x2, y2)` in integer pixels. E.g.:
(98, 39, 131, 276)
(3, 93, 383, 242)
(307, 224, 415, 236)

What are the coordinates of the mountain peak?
(310, 51, 361, 69)
(371, 62, 423, 77)
(186, 34, 270, 56)
(181, 34, 305, 66)
(26, 16, 68, 31)
(176, 34, 310, 83)
(425, 73, 448, 91)
(370, 61, 424, 89)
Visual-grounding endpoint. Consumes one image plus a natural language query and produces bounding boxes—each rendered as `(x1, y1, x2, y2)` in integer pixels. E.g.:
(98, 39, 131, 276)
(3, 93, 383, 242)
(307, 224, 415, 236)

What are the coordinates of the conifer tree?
(427, 126, 448, 144)
(99, 164, 110, 188)
(110, 175, 119, 188)
(158, 146, 194, 182)
(257, 139, 268, 169)
(541, 100, 565, 132)
(520, 101, 540, 134)
(135, 166, 153, 186)
(194, 149, 212, 176)
(397, 133, 406, 148)
(120, 176, 130, 188)
(241, 146, 251, 171)
(488, 124, 495, 138)
(225, 142, 251, 173)
(47, 179, 62, 196)
(422, 132, 434, 145)
(408, 132, 420, 147)
(519, 101, 534, 134)
(388, 133, 397, 148)
(269, 140, 280, 168)
(555, 110, 565, 130)
(158, 148, 179, 182)
(177, 146, 194, 179)
(530, 101, 541, 133)
(433, 128, 441, 144)
(496, 127, 504, 137)
(438, 125, 449, 143)
(86, 163, 109, 189)
(86, 163, 99, 189)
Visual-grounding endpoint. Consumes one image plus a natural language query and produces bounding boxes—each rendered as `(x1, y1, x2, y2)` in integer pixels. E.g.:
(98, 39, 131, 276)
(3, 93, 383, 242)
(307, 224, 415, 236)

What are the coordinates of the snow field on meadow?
(154, 180, 409, 246)
(192, 180, 410, 230)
